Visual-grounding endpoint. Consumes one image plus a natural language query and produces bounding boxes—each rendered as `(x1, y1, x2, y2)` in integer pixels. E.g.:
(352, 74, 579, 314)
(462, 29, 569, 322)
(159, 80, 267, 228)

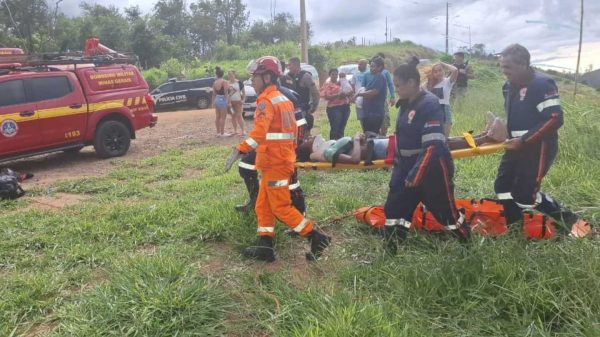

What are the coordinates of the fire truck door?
(0, 78, 41, 156)
(29, 73, 87, 147)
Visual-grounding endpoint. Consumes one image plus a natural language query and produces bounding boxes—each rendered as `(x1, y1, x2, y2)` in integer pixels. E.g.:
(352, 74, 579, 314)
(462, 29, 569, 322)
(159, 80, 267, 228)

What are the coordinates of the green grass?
(1, 61, 600, 336)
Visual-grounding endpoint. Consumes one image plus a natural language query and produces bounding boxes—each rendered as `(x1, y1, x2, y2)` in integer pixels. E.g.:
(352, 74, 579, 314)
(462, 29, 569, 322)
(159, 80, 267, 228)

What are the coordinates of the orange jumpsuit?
(237, 85, 314, 237)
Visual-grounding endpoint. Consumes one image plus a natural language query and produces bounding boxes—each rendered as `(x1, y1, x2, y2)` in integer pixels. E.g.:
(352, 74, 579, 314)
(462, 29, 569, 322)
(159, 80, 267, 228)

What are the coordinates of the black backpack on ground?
(0, 168, 25, 200)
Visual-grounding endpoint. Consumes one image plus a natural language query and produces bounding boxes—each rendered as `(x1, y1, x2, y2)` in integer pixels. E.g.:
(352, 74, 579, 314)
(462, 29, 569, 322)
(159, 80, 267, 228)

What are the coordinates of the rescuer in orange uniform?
(225, 56, 331, 262)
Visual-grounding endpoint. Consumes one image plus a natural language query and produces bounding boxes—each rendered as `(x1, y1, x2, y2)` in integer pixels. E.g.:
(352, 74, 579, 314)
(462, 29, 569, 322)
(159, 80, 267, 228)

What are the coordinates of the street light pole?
(300, 0, 308, 63)
(445, 2, 449, 54)
(574, 0, 584, 102)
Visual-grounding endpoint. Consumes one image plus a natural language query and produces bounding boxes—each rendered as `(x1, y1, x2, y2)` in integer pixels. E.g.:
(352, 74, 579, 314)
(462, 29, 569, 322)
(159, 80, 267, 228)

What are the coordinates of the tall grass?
(1, 61, 599, 336)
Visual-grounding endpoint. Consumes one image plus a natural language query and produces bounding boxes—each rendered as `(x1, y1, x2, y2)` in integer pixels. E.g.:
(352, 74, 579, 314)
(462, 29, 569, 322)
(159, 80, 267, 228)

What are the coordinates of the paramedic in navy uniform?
(382, 57, 470, 254)
(495, 44, 591, 237)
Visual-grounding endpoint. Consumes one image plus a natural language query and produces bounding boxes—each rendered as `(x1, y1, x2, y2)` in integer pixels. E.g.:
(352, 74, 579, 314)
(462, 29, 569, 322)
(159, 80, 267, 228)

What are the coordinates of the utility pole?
(300, 0, 308, 63)
(445, 2, 450, 54)
(574, 0, 584, 102)
(385, 17, 388, 43)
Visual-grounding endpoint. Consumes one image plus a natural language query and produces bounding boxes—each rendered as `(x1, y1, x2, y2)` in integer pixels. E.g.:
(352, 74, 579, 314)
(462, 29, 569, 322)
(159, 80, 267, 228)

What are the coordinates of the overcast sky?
(59, 0, 600, 71)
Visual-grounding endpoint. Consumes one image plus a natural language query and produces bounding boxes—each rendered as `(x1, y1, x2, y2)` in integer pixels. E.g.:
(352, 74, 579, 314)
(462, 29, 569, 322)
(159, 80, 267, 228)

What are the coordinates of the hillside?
(142, 41, 437, 89)
(1, 59, 600, 336)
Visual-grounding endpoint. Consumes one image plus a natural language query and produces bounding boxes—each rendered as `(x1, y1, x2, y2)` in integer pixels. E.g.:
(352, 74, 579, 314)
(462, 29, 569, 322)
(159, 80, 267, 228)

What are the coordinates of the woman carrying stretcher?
(382, 57, 471, 254)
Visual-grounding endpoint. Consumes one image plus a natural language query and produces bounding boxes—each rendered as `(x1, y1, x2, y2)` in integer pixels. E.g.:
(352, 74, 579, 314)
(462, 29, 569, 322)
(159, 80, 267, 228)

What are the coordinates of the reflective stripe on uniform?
(510, 130, 528, 137)
(270, 95, 290, 104)
(294, 218, 309, 233)
(515, 192, 542, 209)
(536, 98, 561, 112)
(514, 201, 536, 209)
(422, 133, 446, 143)
(385, 218, 411, 228)
(238, 162, 256, 170)
(245, 137, 258, 149)
(399, 148, 423, 157)
(288, 182, 300, 190)
(257, 227, 275, 233)
(267, 179, 289, 187)
(266, 132, 295, 140)
(296, 118, 307, 126)
(496, 192, 512, 200)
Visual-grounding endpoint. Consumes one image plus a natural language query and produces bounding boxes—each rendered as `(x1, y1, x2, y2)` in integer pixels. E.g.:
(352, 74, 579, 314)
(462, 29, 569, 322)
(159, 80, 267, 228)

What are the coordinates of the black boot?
(243, 236, 276, 262)
(382, 225, 407, 256)
(499, 199, 524, 226)
(305, 230, 331, 261)
(235, 177, 258, 213)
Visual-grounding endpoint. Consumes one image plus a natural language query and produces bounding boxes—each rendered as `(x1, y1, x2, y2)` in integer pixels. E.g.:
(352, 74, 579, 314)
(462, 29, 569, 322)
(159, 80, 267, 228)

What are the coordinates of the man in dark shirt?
(453, 52, 474, 93)
(354, 56, 387, 134)
(495, 44, 591, 238)
(287, 57, 320, 134)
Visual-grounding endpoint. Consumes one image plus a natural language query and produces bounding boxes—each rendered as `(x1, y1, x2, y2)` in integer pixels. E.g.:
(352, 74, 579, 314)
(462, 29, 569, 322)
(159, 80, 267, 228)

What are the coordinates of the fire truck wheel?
(197, 97, 210, 109)
(93, 120, 131, 158)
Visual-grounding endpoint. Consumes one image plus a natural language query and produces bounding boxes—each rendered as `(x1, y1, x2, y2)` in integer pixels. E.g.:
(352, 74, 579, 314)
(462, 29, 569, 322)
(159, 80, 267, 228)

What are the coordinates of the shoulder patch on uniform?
(258, 102, 266, 111)
(408, 110, 416, 124)
(519, 88, 527, 101)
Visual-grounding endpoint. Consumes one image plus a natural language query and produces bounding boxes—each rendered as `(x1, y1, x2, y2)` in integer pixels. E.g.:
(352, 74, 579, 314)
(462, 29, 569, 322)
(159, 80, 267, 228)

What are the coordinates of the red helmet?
(246, 56, 281, 77)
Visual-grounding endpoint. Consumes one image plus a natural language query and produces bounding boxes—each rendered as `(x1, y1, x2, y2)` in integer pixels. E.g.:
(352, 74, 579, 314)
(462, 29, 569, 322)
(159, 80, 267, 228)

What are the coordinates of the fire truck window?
(29, 76, 73, 102)
(0, 80, 26, 107)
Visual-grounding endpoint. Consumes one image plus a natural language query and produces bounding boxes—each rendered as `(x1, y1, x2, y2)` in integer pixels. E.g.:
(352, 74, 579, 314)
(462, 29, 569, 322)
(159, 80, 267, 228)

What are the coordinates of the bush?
(142, 68, 168, 90)
(213, 41, 243, 61)
(160, 58, 185, 79)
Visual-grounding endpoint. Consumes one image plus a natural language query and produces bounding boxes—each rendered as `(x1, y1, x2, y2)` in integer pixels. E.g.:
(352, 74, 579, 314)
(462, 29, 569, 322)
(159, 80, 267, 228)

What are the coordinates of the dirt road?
(9, 109, 251, 188)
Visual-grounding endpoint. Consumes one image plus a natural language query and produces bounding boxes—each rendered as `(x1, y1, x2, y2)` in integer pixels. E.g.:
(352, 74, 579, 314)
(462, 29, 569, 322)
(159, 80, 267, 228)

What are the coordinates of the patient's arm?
(337, 136, 362, 164)
(448, 133, 497, 150)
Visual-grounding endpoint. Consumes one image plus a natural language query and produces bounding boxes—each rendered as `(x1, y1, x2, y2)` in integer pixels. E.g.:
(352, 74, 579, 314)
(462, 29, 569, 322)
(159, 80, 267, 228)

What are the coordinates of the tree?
(153, 0, 189, 37)
(247, 12, 308, 45)
(79, 3, 130, 51)
(214, 0, 248, 45)
(471, 43, 486, 58)
(0, 0, 50, 52)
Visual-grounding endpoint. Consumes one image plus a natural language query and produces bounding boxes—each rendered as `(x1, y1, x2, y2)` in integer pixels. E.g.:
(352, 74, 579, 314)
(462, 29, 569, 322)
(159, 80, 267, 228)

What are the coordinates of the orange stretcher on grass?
(295, 142, 506, 171)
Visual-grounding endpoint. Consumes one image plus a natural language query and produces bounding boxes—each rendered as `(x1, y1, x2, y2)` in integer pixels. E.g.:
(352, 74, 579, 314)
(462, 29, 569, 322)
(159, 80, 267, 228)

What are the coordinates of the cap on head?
(247, 56, 282, 76)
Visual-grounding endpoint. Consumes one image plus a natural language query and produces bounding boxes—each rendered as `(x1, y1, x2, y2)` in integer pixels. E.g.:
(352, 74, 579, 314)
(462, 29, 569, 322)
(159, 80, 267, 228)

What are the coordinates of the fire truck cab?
(0, 40, 157, 162)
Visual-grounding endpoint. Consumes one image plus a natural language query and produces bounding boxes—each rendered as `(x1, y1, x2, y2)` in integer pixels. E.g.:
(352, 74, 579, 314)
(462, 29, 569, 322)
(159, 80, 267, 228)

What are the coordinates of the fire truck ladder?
(0, 38, 137, 68)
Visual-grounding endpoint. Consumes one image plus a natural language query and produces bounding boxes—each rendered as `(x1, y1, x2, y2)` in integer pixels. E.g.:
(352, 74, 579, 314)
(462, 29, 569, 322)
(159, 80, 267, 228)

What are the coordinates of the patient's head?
(296, 136, 316, 162)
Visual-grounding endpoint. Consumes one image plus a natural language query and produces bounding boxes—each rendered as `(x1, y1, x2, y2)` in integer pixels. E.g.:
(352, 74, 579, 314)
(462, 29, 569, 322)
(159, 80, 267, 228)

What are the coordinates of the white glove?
(224, 148, 243, 172)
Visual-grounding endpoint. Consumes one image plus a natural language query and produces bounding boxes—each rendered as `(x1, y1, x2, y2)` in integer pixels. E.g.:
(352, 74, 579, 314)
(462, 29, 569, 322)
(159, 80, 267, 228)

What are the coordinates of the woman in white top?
(424, 63, 458, 136)
(227, 70, 245, 135)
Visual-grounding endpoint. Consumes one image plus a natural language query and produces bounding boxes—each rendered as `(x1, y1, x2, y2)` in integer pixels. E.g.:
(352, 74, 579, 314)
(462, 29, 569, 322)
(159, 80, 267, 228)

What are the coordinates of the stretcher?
(295, 143, 505, 171)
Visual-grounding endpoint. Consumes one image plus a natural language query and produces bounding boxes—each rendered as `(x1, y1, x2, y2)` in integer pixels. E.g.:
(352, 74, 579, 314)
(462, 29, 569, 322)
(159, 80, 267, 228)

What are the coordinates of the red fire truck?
(0, 39, 157, 162)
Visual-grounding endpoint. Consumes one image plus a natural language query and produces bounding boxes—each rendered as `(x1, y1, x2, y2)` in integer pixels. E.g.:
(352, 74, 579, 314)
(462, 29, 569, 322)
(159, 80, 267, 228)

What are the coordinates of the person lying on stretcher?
(296, 113, 507, 165)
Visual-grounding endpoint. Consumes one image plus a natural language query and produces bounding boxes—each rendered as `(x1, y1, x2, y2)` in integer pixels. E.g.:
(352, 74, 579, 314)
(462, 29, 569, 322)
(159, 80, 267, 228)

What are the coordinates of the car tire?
(93, 120, 131, 158)
(197, 97, 210, 109)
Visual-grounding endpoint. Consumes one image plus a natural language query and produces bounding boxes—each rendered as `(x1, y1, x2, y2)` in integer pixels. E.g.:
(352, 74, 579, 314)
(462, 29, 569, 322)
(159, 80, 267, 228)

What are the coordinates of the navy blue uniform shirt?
(503, 71, 563, 145)
(395, 90, 451, 186)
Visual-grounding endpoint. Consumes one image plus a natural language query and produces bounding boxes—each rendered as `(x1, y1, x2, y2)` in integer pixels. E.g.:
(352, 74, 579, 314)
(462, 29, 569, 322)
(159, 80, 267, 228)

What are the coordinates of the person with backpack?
(382, 57, 470, 254)
(224, 56, 331, 262)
